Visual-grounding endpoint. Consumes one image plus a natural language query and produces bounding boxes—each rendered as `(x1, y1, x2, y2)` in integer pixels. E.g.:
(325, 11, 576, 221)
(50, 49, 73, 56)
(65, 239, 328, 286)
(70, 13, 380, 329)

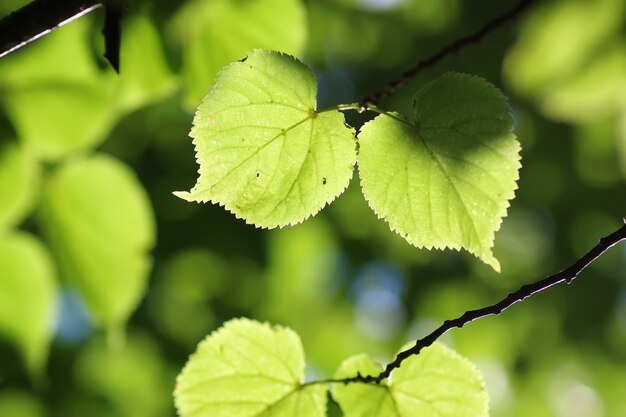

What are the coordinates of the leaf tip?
(483, 253, 501, 273)
(173, 191, 193, 201)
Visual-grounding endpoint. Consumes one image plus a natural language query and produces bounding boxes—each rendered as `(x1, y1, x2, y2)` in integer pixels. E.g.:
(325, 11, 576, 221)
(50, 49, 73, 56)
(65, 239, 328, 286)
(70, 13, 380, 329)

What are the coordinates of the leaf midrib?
(413, 127, 486, 255)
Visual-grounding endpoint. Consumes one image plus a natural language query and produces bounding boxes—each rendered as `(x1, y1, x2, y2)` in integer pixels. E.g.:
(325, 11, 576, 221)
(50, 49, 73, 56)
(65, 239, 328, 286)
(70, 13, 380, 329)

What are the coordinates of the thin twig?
(325, 219, 626, 385)
(361, 0, 537, 107)
(0, 0, 123, 72)
(0, 0, 102, 59)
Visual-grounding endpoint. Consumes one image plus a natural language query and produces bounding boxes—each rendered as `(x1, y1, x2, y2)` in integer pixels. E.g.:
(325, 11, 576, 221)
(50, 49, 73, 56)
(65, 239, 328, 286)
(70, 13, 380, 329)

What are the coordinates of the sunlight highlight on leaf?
(175, 49, 357, 228)
(357, 72, 520, 271)
(174, 318, 327, 417)
(504, 0, 625, 122)
(39, 154, 155, 332)
(169, 0, 306, 107)
(332, 343, 489, 417)
(0, 232, 57, 376)
(0, 142, 38, 231)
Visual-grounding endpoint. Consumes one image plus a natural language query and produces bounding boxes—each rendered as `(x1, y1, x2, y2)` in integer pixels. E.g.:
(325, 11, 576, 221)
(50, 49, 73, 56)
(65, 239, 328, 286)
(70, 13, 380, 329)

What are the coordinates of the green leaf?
(113, 13, 178, 112)
(169, 0, 306, 107)
(0, 142, 39, 231)
(0, 18, 117, 161)
(39, 154, 155, 332)
(357, 72, 520, 271)
(540, 41, 626, 122)
(175, 50, 357, 228)
(175, 318, 327, 417)
(504, 0, 625, 122)
(332, 343, 489, 417)
(504, 0, 623, 94)
(0, 14, 176, 161)
(0, 232, 57, 376)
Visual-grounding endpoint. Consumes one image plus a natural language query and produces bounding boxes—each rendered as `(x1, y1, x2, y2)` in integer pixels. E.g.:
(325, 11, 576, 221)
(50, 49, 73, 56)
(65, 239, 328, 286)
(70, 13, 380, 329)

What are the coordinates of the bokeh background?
(0, 0, 625, 416)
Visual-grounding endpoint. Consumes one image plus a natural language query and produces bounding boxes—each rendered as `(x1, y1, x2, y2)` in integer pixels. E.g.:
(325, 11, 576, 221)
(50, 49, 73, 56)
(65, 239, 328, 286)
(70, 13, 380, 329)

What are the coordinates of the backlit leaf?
(0, 142, 38, 230)
(114, 13, 178, 112)
(357, 72, 520, 271)
(175, 318, 327, 417)
(332, 343, 489, 417)
(0, 232, 57, 375)
(504, 0, 625, 122)
(169, 0, 306, 106)
(0, 18, 117, 161)
(0, 14, 176, 161)
(175, 50, 357, 228)
(39, 154, 155, 332)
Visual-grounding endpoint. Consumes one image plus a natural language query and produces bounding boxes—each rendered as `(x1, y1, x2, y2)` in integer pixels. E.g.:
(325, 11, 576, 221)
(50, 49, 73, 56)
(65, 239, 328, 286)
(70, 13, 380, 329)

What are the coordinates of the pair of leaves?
(177, 50, 520, 270)
(0, 153, 156, 374)
(174, 318, 488, 417)
(0, 12, 165, 369)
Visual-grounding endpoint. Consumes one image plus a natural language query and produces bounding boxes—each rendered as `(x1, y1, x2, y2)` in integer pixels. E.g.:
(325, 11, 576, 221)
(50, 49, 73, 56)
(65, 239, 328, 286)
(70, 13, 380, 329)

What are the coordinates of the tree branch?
(0, 0, 123, 72)
(330, 218, 626, 385)
(361, 0, 537, 107)
(0, 0, 101, 58)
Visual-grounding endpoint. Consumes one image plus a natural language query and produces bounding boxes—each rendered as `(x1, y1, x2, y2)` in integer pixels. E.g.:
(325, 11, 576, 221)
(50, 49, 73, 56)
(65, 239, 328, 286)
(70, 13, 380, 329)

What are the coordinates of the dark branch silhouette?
(0, 0, 123, 72)
(102, 1, 123, 72)
(361, 0, 537, 107)
(322, 219, 626, 385)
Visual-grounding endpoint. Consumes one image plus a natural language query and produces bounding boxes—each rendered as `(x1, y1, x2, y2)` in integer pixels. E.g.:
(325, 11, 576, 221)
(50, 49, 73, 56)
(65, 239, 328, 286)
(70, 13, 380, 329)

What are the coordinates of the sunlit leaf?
(0, 232, 57, 375)
(39, 154, 155, 332)
(505, 0, 623, 95)
(504, 0, 625, 121)
(169, 0, 306, 106)
(175, 318, 327, 417)
(357, 72, 520, 271)
(332, 343, 489, 417)
(0, 14, 176, 161)
(114, 13, 178, 112)
(175, 49, 357, 228)
(0, 18, 117, 161)
(0, 142, 38, 230)
(541, 41, 626, 122)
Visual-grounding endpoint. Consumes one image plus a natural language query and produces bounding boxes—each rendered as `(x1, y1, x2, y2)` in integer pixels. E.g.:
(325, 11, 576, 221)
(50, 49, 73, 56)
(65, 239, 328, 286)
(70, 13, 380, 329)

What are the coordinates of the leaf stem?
(305, 219, 626, 386)
(326, 103, 415, 129)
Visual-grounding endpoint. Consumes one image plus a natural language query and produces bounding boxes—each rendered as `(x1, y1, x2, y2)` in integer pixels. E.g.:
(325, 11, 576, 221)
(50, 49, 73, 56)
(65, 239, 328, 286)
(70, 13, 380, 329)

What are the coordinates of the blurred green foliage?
(0, 0, 624, 416)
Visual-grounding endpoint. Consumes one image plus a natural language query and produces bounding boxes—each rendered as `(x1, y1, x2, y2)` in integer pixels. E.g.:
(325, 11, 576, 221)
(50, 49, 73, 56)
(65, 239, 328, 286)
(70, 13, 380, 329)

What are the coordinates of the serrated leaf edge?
(356, 99, 521, 272)
(175, 49, 357, 229)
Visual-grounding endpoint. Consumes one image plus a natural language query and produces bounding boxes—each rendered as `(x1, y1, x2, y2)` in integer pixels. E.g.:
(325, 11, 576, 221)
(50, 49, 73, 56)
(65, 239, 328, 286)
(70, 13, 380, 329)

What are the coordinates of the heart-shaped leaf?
(357, 72, 520, 271)
(175, 50, 357, 228)
(332, 343, 489, 417)
(39, 154, 155, 332)
(175, 318, 327, 417)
